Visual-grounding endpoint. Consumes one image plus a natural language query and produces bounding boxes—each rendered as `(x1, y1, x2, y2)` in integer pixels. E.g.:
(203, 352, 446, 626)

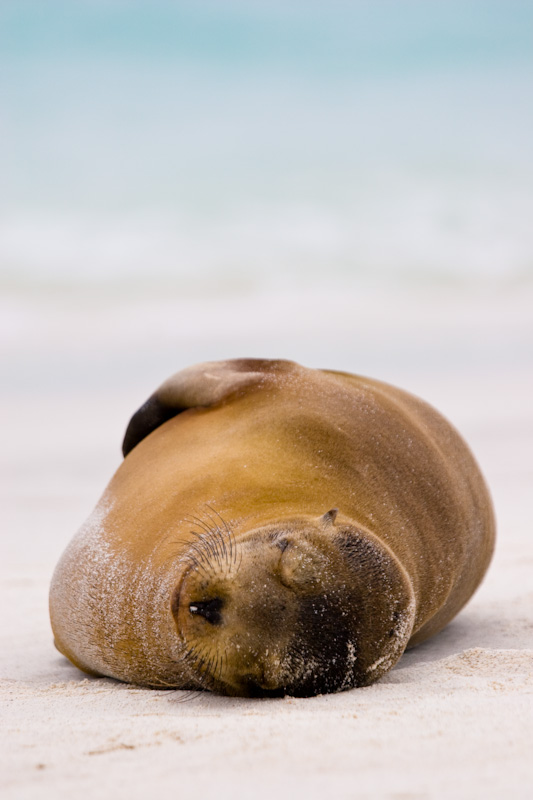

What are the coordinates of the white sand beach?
(1, 284, 532, 800)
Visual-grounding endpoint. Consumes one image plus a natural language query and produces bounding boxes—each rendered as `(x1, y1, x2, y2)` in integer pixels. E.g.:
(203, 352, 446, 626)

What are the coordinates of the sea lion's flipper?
(122, 359, 288, 456)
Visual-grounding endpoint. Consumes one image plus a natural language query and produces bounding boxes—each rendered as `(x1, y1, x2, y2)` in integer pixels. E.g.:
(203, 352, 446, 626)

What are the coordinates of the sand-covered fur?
(49, 359, 495, 696)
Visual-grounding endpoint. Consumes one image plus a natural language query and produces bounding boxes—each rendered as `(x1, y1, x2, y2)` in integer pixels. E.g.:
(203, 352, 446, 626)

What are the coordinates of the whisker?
(192, 520, 222, 566)
(190, 531, 220, 565)
(185, 541, 215, 570)
(208, 506, 239, 569)
(184, 514, 213, 536)
(185, 517, 221, 562)
(204, 507, 231, 569)
(175, 689, 203, 703)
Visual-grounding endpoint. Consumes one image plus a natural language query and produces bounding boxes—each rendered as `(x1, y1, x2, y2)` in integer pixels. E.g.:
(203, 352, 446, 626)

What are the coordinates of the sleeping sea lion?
(49, 359, 495, 696)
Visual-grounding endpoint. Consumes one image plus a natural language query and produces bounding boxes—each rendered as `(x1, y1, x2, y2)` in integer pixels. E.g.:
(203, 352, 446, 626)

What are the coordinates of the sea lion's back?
(320, 367, 496, 644)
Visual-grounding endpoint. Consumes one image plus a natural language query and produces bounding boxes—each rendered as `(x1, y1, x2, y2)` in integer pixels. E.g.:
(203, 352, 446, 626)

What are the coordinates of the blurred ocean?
(1, 0, 532, 293)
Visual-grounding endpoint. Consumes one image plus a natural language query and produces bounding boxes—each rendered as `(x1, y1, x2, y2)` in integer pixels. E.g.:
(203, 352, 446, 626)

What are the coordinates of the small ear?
(122, 359, 289, 457)
(320, 508, 338, 527)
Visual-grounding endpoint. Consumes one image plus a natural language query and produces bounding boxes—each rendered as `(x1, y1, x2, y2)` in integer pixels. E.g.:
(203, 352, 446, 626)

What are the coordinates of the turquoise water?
(1, 1, 532, 289)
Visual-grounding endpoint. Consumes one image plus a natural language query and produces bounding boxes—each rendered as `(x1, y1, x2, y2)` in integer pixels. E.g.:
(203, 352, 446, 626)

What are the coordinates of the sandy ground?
(1, 285, 532, 799)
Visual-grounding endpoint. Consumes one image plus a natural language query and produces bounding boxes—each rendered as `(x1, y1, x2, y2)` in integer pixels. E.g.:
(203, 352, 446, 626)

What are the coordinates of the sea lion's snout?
(171, 514, 416, 697)
(172, 527, 298, 695)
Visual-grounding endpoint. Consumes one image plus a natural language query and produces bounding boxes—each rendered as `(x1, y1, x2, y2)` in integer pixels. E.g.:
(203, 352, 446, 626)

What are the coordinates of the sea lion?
(49, 359, 495, 696)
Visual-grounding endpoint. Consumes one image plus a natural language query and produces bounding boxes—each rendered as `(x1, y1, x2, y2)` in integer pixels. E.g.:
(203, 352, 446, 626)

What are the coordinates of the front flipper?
(122, 358, 291, 456)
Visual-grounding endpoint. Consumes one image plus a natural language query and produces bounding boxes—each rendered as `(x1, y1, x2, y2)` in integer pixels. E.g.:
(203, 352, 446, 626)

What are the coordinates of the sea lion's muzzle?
(173, 531, 298, 694)
(170, 516, 415, 696)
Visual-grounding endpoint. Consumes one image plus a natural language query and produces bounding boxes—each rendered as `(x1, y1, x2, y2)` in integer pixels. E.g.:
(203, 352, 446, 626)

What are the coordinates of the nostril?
(189, 598, 223, 625)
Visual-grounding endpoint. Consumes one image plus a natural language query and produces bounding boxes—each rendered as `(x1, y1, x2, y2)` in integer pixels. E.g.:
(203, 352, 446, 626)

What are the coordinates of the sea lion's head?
(172, 510, 416, 697)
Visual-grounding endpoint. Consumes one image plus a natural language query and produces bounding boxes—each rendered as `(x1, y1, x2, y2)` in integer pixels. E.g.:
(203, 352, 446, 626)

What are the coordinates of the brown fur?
(49, 359, 495, 695)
